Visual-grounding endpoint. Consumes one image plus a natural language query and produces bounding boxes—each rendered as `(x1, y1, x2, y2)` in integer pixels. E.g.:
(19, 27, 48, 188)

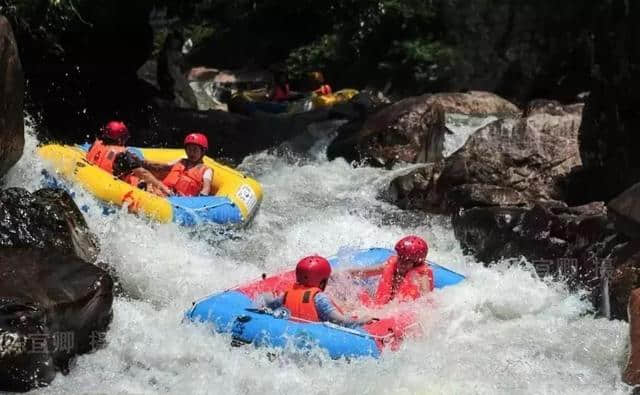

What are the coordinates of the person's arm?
(314, 293, 375, 328)
(338, 264, 385, 279)
(256, 293, 284, 310)
(415, 267, 433, 294)
(130, 168, 173, 196)
(200, 168, 213, 196)
(325, 309, 374, 327)
(141, 160, 172, 173)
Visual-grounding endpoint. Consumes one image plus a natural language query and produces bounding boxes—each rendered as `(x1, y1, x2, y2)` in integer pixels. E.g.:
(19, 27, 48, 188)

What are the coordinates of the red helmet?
(295, 255, 332, 288)
(184, 132, 208, 150)
(395, 236, 428, 264)
(103, 121, 128, 140)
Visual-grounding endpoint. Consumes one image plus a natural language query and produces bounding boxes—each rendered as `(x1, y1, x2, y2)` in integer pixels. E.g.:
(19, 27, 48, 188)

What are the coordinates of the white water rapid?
(3, 116, 631, 394)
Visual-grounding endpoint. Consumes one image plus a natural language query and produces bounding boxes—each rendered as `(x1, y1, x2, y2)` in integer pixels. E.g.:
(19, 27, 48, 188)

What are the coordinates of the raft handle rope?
(243, 308, 397, 341)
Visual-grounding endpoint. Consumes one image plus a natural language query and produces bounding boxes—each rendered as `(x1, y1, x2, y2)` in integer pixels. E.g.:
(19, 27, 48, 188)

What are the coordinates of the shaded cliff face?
(575, 0, 640, 203)
(2, 0, 155, 142)
(0, 16, 24, 178)
(439, 0, 593, 104)
(182, 0, 594, 102)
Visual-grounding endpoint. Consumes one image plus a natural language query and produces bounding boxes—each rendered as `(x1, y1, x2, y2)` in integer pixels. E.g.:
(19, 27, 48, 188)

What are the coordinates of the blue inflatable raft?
(185, 248, 465, 359)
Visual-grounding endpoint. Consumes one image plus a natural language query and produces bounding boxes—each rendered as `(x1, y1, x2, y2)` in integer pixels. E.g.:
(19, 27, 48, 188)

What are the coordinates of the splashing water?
(2, 117, 631, 394)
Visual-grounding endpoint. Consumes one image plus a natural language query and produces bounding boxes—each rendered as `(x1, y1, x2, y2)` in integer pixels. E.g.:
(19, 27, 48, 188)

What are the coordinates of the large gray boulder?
(327, 91, 519, 167)
(327, 95, 447, 167)
(425, 91, 520, 117)
(387, 101, 583, 212)
(0, 186, 112, 391)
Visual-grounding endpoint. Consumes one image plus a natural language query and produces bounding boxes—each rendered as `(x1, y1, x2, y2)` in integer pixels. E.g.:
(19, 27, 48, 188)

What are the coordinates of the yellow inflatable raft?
(38, 144, 263, 227)
(312, 89, 359, 109)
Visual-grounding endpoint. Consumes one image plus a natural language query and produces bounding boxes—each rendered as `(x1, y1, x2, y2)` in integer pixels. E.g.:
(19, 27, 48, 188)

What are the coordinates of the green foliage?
(281, 0, 454, 93)
(2, 0, 70, 31)
(152, 22, 215, 57)
(2, 0, 458, 95)
(286, 35, 341, 81)
(184, 23, 215, 47)
(383, 38, 459, 91)
(152, 0, 454, 94)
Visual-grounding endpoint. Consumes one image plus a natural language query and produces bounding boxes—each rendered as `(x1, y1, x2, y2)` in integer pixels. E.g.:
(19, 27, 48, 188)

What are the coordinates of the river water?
(3, 116, 630, 394)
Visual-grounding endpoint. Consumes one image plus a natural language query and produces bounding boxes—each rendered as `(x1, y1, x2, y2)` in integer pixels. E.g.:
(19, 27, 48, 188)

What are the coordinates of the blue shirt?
(265, 292, 338, 321)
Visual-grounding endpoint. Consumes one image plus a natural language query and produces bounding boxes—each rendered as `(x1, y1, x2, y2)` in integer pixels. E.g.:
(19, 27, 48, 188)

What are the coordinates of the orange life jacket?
(283, 284, 322, 321)
(162, 159, 209, 197)
(314, 84, 332, 96)
(373, 256, 434, 305)
(86, 139, 125, 174)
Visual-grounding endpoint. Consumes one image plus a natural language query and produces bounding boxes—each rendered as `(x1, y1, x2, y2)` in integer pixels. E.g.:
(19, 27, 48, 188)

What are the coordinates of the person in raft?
(268, 71, 304, 102)
(269, 71, 291, 102)
(259, 255, 376, 328)
(86, 121, 171, 196)
(345, 235, 434, 306)
(308, 71, 332, 96)
(139, 132, 214, 197)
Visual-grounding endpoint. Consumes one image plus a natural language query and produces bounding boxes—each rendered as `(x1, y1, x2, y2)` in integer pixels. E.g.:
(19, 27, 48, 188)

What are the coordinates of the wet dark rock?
(327, 95, 447, 167)
(608, 183, 640, 239)
(575, 0, 640, 204)
(136, 59, 159, 90)
(384, 163, 444, 210)
(608, 241, 640, 321)
(0, 188, 99, 262)
(453, 201, 624, 311)
(452, 202, 610, 262)
(623, 288, 640, 385)
(157, 29, 198, 109)
(387, 101, 582, 212)
(0, 248, 113, 392)
(325, 91, 389, 160)
(0, 16, 24, 178)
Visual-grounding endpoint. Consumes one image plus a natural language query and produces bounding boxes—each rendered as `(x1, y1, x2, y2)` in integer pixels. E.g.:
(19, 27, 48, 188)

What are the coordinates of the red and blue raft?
(185, 248, 465, 359)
